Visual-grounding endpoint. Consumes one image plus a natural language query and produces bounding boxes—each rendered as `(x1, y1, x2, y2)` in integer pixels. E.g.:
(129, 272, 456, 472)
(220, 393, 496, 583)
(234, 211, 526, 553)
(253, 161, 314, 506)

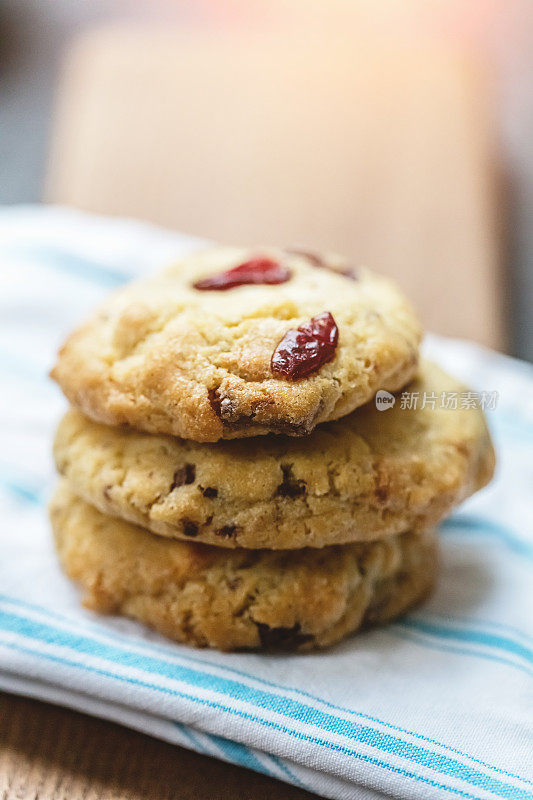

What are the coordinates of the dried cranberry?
(271, 312, 339, 380)
(194, 257, 290, 291)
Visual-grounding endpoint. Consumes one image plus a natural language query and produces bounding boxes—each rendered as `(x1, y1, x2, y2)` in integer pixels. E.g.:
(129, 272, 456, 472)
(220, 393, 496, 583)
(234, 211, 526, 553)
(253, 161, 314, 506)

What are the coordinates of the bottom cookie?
(50, 482, 437, 652)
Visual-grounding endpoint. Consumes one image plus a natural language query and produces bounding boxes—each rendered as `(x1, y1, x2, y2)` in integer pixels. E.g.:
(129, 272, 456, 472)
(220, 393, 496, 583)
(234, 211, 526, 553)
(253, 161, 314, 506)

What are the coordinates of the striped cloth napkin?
(0, 205, 532, 800)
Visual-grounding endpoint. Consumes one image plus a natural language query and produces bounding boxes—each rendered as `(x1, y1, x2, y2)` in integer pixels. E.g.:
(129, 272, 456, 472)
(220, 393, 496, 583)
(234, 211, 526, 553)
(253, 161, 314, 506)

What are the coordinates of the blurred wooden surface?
(47, 26, 504, 349)
(0, 692, 317, 799)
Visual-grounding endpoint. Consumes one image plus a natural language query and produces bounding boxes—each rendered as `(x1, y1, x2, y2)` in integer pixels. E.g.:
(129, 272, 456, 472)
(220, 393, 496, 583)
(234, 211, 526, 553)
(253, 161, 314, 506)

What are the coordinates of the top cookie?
(51, 247, 422, 442)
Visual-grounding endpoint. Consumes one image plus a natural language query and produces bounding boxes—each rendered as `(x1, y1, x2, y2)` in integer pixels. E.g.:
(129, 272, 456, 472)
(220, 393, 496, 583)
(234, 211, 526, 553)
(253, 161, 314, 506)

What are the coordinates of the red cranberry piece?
(194, 257, 290, 291)
(271, 312, 339, 381)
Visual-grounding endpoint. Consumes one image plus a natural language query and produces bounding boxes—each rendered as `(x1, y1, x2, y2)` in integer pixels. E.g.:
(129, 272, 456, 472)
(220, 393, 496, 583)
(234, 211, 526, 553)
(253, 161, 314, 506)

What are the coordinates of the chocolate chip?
(276, 464, 307, 498)
(366, 592, 391, 619)
(170, 463, 196, 491)
(339, 267, 358, 281)
(208, 390, 309, 434)
(230, 417, 310, 436)
(103, 485, 112, 501)
(375, 485, 389, 503)
(256, 622, 313, 650)
(183, 520, 199, 537)
(374, 467, 390, 504)
(268, 420, 311, 436)
(216, 525, 237, 538)
(285, 248, 357, 280)
(285, 248, 325, 267)
(208, 388, 223, 419)
(201, 486, 218, 499)
(208, 388, 239, 423)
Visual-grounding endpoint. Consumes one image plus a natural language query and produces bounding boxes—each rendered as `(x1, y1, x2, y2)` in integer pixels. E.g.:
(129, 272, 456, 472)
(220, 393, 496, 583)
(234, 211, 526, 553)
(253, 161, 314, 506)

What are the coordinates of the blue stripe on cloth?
(0, 610, 530, 799)
(266, 753, 307, 788)
(417, 615, 533, 647)
(175, 723, 280, 783)
(4, 244, 131, 287)
(440, 515, 533, 560)
(1, 593, 531, 789)
(204, 732, 276, 778)
(398, 620, 533, 665)
(389, 627, 533, 678)
(0, 639, 497, 800)
(0, 478, 43, 506)
(173, 722, 210, 755)
(175, 723, 284, 781)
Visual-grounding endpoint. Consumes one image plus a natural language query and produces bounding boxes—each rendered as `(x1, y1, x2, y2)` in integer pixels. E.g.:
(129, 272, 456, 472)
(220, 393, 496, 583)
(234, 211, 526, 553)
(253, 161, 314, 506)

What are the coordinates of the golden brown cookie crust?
(50, 483, 437, 652)
(51, 247, 422, 442)
(54, 362, 495, 550)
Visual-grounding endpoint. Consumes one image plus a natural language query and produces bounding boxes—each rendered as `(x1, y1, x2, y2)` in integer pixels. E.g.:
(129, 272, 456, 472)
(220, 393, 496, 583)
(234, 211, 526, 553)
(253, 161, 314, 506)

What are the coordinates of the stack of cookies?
(50, 247, 495, 652)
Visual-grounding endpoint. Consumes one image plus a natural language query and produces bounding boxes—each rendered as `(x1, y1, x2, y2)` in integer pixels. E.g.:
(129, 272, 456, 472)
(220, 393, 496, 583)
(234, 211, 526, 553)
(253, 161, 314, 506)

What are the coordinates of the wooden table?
(0, 692, 318, 799)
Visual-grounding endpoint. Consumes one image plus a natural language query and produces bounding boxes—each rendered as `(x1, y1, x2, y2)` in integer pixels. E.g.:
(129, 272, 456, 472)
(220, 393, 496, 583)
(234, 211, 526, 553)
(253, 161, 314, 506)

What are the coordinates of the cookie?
(50, 482, 437, 652)
(54, 361, 495, 550)
(51, 246, 422, 442)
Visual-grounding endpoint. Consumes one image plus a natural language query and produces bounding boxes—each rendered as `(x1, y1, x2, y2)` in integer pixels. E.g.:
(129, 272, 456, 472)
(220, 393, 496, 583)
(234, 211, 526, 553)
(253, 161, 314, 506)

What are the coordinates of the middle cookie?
(54, 362, 495, 549)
